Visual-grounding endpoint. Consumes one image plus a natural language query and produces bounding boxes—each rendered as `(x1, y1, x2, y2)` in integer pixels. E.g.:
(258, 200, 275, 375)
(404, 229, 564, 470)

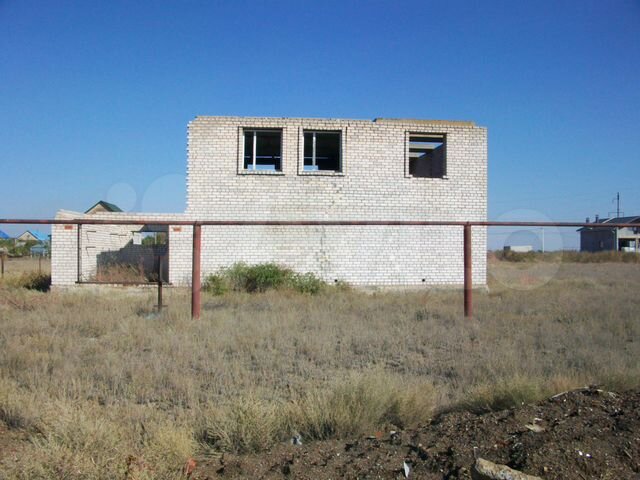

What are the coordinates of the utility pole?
(614, 192, 620, 252)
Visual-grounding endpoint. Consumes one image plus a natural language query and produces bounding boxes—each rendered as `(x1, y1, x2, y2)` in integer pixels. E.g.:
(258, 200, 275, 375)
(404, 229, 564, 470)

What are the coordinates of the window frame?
(298, 127, 346, 176)
(405, 131, 448, 179)
(239, 127, 285, 175)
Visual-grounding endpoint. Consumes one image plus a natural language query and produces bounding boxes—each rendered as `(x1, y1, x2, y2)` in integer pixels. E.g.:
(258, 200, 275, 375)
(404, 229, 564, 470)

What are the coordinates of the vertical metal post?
(158, 278, 163, 313)
(157, 255, 163, 313)
(191, 223, 202, 319)
(1, 253, 5, 278)
(38, 255, 42, 274)
(76, 224, 82, 283)
(464, 223, 473, 318)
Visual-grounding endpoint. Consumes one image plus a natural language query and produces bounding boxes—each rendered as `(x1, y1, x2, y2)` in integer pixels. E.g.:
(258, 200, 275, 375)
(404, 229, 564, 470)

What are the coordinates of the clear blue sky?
(1, 1, 639, 249)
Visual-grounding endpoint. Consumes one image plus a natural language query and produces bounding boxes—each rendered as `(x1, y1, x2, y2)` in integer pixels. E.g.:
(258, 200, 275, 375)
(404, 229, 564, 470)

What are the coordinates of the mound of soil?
(196, 387, 640, 479)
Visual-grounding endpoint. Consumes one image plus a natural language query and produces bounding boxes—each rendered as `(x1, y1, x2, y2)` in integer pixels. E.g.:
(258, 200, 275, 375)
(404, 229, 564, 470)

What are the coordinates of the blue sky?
(1, 1, 639, 249)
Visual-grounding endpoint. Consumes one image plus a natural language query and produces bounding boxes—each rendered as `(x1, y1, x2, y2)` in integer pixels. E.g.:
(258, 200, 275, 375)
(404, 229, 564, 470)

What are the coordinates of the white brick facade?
(52, 211, 188, 286)
(52, 116, 487, 288)
(186, 116, 487, 286)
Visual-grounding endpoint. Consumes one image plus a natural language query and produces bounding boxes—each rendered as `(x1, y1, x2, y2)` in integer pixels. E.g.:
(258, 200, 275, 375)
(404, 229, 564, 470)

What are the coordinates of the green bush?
(224, 262, 251, 291)
(0, 239, 45, 258)
(203, 274, 229, 295)
(243, 263, 290, 292)
(288, 272, 325, 294)
(203, 263, 327, 295)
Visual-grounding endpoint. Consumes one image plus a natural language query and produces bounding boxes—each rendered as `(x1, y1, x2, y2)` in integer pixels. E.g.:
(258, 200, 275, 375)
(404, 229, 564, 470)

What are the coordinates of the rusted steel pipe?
(157, 256, 164, 313)
(158, 279, 163, 312)
(1, 219, 639, 229)
(76, 281, 159, 286)
(191, 224, 202, 320)
(464, 223, 473, 318)
(76, 224, 81, 283)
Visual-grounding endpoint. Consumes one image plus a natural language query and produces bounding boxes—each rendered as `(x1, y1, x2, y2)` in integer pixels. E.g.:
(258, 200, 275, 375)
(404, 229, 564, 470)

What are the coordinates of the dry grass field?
(0, 256, 50, 277)
(0, 257, 639, 478)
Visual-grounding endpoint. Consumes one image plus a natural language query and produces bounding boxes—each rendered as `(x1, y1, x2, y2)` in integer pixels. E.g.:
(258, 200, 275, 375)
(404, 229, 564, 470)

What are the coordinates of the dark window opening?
(139, 232, 167, 246)
(408, 133, 446, 178)
(304, 131, 341, 172)
(243, 130, 282, 171)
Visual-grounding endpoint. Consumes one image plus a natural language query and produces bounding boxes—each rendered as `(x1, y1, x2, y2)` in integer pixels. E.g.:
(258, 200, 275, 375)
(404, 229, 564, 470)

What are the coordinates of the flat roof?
(193, 116, 477, 127)
(373, 118, 476, 126)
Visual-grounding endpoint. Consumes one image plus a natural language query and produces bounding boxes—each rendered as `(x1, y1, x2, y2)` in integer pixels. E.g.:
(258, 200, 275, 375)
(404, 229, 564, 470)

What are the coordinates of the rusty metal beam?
(157, 255, 164, 313)
(0, 219, 196, 226)
(76, 224, 81, 283)
(76, 281, 159, 285)
(191, 223, 202, 320)
(1, 219, 639, 228)
(463, 223, 472, 318)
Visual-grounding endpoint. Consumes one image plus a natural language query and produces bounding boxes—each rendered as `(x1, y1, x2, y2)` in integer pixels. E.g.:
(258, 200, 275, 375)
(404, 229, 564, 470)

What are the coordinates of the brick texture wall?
(52, 211, 188, 286)
(185, 116, 487, 286)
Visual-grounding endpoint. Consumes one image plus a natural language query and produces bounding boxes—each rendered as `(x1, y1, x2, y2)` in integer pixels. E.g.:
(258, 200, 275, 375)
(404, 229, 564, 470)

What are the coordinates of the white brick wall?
(185, 116, 487, 286)
(52, 211, 188, 286)
(51, 210, 80, 286)
(52, 116, 487, 288)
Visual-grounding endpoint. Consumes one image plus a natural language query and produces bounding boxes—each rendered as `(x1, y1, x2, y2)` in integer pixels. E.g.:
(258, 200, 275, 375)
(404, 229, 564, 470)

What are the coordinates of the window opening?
(408, 133, 446, 178)
(243, 129, 282, 171)
(303, 131, 341, 172)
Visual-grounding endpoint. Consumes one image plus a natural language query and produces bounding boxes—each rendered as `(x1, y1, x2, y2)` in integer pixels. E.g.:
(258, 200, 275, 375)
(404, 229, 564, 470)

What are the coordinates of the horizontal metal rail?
(76, 281, 162, 286)
(1, 217, 638, 319)
(1, 219, 639, 228)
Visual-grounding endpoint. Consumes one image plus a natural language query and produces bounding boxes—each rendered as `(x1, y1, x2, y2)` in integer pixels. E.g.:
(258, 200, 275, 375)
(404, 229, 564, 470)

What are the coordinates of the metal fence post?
(157, 255, 164, 313)
(191, 223, 202, 319)
(76, 224, 81, 283)
(464, 223, 473, 318)
(1, 253, 5, 278)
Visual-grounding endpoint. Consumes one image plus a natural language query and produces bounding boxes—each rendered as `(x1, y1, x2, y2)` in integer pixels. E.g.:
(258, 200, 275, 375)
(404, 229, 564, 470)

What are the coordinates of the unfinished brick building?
(52, 116, 487, 287)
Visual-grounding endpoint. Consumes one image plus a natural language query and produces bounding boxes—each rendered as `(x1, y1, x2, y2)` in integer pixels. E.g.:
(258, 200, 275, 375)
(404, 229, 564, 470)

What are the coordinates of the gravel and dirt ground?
(195, 387, 640, 479)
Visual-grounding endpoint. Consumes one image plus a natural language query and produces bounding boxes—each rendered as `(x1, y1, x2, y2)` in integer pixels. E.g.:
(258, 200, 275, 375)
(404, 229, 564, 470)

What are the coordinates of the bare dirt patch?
(198, 387, 640, 479)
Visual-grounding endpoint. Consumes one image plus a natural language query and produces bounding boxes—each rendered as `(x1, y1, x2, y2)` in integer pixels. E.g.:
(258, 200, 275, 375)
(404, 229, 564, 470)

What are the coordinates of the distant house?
(579, 216, 640, 253)
(0, 230, 10, 240)
(85, 201, 123, 215)
(504, 245, 533, 253)
(17, 230, 49, 243)
(30, 244, 48, 257)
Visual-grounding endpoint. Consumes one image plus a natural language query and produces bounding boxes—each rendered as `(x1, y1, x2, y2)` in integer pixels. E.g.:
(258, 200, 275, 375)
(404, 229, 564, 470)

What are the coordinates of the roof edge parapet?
(373, 118, 476, 126)
(191, 115, 477, 127)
